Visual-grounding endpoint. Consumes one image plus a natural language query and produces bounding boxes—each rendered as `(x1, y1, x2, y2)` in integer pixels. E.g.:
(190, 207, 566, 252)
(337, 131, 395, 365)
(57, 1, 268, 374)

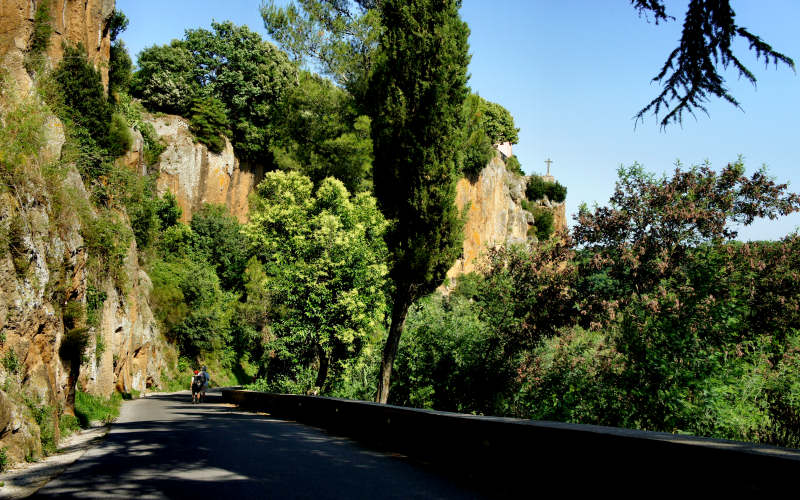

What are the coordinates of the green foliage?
(367, 0, 471, 401)
(184, 21, 297, 162)
(107, 113, 133, 157)
(368, 0, 469, 300)
(59, 414, 80, 437)
(2, 349, 20, 374)
(134, 22, 296, 162)
(109, 41, 133, 96)
(526, 175, 567, 203)
(0, 447, 8, 472)
(51, 45, 119, 158)
(244, 171, 387, 392)
(74, 391, 122, 427)
(188, 96, 229, 154)
(107, 9, 129, 43)
(79, 209, 132, 289)
(392, 293, 507, 413)
(114, 92, 166, 167)
(244, 171, 389, 390)
(131, 42, 197, 115)
(24, 0, 53, 74)
(28, 403, 56, 456)
(148, 254, 235, 359)
(505, 155, 523, 176)
(0, 76, 48, 188)
(481, 98, 519, 145)
(460, 94, 495, 178)
(95, 333, 106, 364)
(467, 162, 800, 445)
(260, 0, 381, 103)
(524, 205, 554, 241)
(156, 192, 182, 229)
(271, 71, 373, 193)
(514, 326, 625, 424)
(190, 204, 249, 291)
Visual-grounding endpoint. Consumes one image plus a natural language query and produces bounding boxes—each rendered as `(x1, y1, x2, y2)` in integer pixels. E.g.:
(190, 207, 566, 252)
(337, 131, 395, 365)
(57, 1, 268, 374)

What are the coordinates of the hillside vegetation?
(2, 2, 799, 467)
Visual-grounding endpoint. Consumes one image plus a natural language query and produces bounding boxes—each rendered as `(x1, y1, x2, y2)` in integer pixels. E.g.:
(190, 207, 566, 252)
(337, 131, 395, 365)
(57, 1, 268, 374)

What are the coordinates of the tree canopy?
(243, 171, 389, 390)
(367, 0, 470, 403)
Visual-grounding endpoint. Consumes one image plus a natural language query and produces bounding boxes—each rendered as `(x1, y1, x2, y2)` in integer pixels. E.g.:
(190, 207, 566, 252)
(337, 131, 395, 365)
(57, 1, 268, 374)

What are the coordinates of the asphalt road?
(32, 391, 480, 499)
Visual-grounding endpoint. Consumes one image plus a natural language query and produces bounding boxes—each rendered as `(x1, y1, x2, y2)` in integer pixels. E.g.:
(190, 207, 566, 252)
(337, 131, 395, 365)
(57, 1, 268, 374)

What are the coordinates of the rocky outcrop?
(445, 155, 534, 282)
(0, 162, 165, 461)
(145, 114, 266, 223)
(0, 0, 115, 91)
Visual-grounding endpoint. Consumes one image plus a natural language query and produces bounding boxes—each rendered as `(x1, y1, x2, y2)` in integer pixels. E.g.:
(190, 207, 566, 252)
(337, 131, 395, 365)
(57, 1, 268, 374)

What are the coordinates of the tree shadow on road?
(33, 392, 481, 499)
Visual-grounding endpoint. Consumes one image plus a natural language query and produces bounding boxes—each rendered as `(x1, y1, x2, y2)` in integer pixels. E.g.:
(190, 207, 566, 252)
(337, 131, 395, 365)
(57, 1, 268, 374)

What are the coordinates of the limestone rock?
(0, 0, 114, 90)
(144, 113, 266, 222)
(445, 155, 533, 282)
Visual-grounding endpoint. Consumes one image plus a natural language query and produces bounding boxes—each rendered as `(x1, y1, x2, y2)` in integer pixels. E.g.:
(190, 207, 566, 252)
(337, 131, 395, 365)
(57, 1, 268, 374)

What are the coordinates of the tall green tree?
(261, 0, 381, 104)
(243, 171, 389, 391)
(367, 0, 470, 403)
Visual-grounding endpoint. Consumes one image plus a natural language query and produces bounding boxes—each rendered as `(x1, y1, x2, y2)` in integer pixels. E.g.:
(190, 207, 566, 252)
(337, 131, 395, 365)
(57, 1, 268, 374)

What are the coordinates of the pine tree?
(367, 0, 470, 403)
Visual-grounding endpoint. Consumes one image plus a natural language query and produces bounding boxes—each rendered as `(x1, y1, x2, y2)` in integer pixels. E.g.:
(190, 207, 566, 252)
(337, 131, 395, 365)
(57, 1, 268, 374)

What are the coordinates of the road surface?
(33, 391, 480, 499)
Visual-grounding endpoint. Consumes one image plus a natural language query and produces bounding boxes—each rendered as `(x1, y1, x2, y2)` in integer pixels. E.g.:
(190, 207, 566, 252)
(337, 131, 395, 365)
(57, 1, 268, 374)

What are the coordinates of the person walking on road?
(199, 366, 210, 403)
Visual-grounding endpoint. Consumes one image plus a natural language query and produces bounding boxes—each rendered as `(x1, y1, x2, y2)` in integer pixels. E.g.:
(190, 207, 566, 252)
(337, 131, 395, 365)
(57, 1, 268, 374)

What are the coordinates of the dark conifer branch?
(634, 0, 795, 129)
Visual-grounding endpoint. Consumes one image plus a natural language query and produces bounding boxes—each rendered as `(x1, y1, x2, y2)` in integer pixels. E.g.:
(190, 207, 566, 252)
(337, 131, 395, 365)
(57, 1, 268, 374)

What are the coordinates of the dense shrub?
(109, 41, 133, 96)
(189, 96, 230, 154)
(525, 205, 554, 241)
(526, 175, 567, 203)
(506, 155, 523, 175)
(24, 0, 53, 74)
(190, 204, 249, 291)
(51, 45, 117, 156)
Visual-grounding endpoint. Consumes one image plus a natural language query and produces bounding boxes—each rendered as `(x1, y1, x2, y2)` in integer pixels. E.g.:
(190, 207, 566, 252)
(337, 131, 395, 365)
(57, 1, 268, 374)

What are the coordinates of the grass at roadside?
(74, 391, 123, 428)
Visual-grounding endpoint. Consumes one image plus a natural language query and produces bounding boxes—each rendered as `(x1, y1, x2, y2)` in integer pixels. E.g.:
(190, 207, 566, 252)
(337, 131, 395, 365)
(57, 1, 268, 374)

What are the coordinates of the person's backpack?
(192, 374, 204, 390)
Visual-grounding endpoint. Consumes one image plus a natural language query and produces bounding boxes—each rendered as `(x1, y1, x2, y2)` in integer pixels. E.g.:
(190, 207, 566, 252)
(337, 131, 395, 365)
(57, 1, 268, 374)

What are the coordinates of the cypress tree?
(367, 0, 470, 403)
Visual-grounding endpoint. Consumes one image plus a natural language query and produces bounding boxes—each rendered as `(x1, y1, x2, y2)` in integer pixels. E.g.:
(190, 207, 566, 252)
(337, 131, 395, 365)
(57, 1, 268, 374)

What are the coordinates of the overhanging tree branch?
(634, 0, 795, 129)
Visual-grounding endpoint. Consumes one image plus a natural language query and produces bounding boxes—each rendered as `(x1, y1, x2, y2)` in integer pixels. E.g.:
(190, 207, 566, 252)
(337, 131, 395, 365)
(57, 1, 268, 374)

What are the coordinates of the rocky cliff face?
(0, 0, 168, 464)
(142, 124, 545, 282)
(0, 166, 164, 462)
(145, 114, 266, 223)
(0, 0, 114, 91)
(445, 155, 534, 282)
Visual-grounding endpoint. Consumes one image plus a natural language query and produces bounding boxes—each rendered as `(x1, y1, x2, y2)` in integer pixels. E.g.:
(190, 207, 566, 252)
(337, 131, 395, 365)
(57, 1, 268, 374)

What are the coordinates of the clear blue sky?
(117, 0, 800, 240)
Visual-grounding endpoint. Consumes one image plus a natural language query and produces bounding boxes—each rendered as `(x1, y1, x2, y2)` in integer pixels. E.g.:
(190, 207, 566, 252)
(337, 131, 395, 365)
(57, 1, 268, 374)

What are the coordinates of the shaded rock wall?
(0, 164, 165, 462)
(145, 114, 266, 223)
(0, 0, 114, 91)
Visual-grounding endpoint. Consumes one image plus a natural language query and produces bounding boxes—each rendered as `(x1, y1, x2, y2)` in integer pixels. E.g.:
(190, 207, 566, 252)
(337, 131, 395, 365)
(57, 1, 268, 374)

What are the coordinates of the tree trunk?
(315, 345, 329, 391)
(376, 295, 411, 404)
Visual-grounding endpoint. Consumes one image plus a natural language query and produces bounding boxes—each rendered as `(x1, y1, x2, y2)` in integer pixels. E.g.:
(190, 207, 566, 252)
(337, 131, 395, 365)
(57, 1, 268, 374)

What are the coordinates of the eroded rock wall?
(0, 0, 114, 91)
(445, 155, 534, 282)
(0, 164, 165, 462)
(145, 114, 266, 223)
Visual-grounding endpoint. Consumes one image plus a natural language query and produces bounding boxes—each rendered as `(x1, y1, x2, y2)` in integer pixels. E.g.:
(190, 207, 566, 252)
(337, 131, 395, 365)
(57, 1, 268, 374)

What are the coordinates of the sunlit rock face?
(0, 0, 114, 91)
(445, 155, 534, 283)
(144, 114, 266, 223)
